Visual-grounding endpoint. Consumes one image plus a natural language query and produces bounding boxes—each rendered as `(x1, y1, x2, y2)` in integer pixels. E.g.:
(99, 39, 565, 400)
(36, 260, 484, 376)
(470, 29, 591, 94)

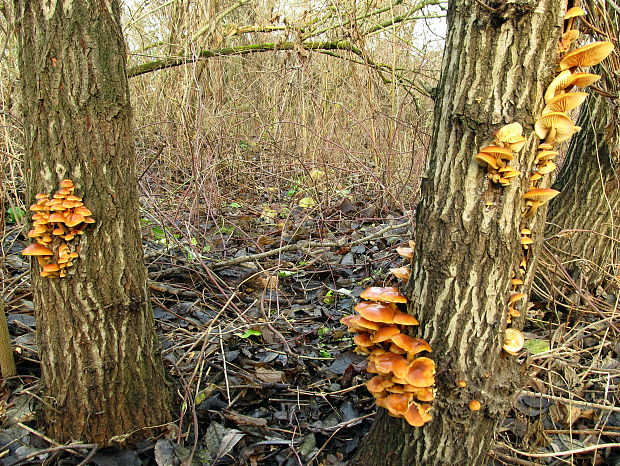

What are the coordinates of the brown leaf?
(255, 367, 284, 383)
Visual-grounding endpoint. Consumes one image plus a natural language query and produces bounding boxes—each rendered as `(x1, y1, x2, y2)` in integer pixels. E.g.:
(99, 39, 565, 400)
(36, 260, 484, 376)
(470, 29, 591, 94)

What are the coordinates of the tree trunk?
(351, 0, 562, 464)
(14, 0, 172, 444)
(545, 88, 620, 287)
(0, 299, 16, 378)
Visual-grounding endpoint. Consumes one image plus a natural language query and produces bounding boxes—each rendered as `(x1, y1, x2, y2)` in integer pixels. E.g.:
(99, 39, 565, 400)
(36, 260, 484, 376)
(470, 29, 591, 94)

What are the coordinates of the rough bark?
(0, 299, 16, 377)
(351, 0, 562, 464)
(546, 90, 620, 287)
(14, 0, 172, 444)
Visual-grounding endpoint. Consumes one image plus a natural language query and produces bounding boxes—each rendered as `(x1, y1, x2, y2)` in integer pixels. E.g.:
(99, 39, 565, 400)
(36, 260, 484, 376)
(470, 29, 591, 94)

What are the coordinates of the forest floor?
(1, 195, 619, 465)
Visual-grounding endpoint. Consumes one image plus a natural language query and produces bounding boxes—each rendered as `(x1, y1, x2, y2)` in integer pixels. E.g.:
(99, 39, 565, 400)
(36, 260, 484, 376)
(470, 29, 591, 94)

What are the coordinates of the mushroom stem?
(544, 126, 557, 145)
(523, 201, 543, 219)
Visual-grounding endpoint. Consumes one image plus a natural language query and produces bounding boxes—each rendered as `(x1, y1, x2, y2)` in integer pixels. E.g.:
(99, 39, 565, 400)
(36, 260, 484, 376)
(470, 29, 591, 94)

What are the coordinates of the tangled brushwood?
(22, 179, 95, 278)
(341, 243, 436, 427)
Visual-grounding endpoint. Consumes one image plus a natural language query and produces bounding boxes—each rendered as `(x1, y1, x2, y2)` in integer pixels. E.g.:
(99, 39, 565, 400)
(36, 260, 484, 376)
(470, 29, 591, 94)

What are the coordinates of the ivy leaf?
(524, 339, 550, 354)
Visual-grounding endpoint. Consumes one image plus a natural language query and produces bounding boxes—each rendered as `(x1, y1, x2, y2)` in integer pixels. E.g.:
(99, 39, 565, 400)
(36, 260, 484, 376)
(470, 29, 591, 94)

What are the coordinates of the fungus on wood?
(342, 281, 435, 427)
(21, 179, 95, 278)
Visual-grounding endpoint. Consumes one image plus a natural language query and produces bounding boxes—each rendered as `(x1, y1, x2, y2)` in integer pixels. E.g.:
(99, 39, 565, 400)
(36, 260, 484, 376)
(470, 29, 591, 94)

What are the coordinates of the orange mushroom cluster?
(504, 7, 614, 350)
(21, 179, 95, 278)
(526, 8, 613, 213)
(341, 285, 435, 427)
(473, 122, 525, 186)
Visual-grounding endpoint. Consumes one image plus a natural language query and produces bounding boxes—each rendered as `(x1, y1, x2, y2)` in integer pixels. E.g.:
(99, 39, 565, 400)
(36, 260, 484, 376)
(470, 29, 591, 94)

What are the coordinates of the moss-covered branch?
(127, 40, 362, 77)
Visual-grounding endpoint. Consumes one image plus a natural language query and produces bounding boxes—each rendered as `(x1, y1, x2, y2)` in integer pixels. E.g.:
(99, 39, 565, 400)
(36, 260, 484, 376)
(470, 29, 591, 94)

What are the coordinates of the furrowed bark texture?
(546, 94, 620, 287)
(351, 1, 562, 464)
(14, 0, 172, 443)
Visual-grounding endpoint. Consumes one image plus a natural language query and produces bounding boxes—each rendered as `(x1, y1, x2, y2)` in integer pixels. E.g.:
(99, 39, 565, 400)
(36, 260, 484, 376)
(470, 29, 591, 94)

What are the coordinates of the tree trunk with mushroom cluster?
(545, 6, 620, 288)
(350, 0, 564, 464)
(14, 0, 172, 444)
(546, 94, 620, 287)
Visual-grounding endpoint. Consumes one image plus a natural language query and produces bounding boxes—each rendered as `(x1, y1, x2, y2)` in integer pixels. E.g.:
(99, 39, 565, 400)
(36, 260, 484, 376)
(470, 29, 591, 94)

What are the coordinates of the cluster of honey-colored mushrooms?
(341, 243, 435, 426)
(474, 122, 526, 186)
(21, 179, 95, 278)
(524, 7, 613, 218)
(474, 6, 614, 355)
(516, 7, 613, 301)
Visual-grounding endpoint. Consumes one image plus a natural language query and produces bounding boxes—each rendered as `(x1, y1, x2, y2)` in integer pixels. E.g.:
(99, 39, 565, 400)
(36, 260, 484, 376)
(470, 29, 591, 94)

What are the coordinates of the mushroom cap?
(388, 343, 407, 355)
(59, 179, 74, 188)
(65, 213, 86, 227)
(559, 41, 615, 70)
(509, 292, 527, 305)
(480, 146, 513, 160)
(468, 400, 482, 411)
(396, 246, 414, 260)
(367, 360, 378, 373)
(360, 287, 407, 303)
(494, 122, 523, 144)
(28, 225, 48, 237)
(392, 312, 420, 326)
(371, 325, 401, 343)
(367, 375, 393, 395)
(74, 206, 93, 216)
(560, 29, 580, 44)
(22, 243, 54, 256)
(534, 150, 559, 163)
(542, 92, 588, 114)
(353, 333, 374, 348)
(384, 393, 413, 417)
(48, 213, 66, 223)
(406, 386, 435, 401)
(534, 112, 576, 140)
(507, 137, 527, 153)
(537, 161, 557, 175)
(42, 263, 60, 273)
(544, 70, 601, 102)
(503, 328, 525, 354)
(354, 301, 398, 323)
(474, 153, 500, 170)
(498, 167, 521, 179)
(565, 72, 602, 89)
(61, 200, 81, 209)
(390, 267, 411, 281)
(391, 334, 432, 356)
(523, 188, 560, 203)
(341, 315, 380, 332)
(405, 357, 435, 387)
(552, 125, 582, 143)
(29, 203, 47, 212)
(386, 384, 406, 394)
(520, 237, 534, 246)
(404, 402, 432, 427)
(564, 6, 585, 19)
(372, 353, 410, 379)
